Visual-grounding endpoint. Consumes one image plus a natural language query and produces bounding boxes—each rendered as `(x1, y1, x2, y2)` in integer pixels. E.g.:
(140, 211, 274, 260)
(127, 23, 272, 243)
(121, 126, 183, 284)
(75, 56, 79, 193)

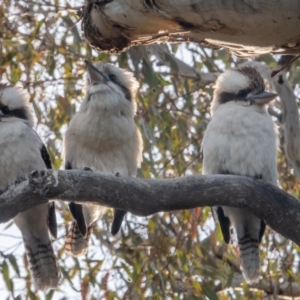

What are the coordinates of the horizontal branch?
(78, 0, 300, 56)
(1, 170, 300, 246)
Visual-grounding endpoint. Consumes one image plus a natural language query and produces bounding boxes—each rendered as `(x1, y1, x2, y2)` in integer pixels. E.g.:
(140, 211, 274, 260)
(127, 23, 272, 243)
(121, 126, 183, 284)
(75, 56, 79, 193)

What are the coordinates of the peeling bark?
(1, 170, 300, 246)
(78, 0, 300, 56)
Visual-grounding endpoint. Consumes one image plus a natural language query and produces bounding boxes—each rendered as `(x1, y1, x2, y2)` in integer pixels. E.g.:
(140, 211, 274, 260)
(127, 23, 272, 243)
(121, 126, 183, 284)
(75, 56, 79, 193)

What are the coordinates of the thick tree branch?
(78, 0, 300, 56)
(1, 170, 300, 246)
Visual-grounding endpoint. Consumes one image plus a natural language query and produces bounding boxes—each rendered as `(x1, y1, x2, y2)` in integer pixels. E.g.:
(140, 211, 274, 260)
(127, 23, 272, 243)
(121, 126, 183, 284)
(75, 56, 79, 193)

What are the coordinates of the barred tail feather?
(65, 221, 93, 257)
(23, 238, 59, 291)
(238, 234, 260, 283)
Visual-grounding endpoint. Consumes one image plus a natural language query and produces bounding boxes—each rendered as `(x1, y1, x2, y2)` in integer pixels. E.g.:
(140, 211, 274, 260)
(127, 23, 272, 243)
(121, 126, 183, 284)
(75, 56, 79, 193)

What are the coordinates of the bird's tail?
(238, 233, 260, 283)
(65, 221, 93, 257)
(23, 237, 59, 291)
(111, 209, 127, 235)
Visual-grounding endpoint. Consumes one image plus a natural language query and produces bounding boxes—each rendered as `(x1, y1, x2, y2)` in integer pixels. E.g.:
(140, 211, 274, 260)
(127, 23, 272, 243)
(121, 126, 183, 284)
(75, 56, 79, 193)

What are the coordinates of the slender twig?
(271, 55, 300, 77)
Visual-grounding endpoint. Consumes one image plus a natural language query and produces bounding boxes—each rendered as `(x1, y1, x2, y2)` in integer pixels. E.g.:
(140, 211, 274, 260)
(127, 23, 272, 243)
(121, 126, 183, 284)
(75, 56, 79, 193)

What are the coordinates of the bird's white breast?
(202, 104, 277, 184)
(64, 107, 142, 176)
(0, 121, 45, 191)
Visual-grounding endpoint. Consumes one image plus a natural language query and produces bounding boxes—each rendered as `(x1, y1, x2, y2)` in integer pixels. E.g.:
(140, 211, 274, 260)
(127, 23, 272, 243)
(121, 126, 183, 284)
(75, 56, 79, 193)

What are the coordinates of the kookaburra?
(0, 84, 59, 290)
(64, 60, 143, 256)
(202, 67, 278, 283)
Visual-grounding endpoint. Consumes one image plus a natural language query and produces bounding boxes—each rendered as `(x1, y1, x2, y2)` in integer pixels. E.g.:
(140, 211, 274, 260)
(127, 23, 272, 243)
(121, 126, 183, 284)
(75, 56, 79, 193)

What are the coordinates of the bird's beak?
(247, 91, 278, 105)
(85, 60, 108, 84)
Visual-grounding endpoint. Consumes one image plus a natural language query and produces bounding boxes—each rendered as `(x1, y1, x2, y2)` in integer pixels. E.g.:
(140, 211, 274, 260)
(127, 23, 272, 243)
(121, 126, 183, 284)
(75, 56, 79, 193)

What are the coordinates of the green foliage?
(1, 1, 300, 299)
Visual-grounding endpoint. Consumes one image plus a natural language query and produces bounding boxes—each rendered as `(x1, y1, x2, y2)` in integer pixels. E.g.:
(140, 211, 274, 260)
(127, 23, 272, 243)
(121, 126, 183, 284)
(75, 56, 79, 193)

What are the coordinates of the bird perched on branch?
(63, 60, 143, 256)
(202, 66, 278, 283)
(0, 84, 59, 290)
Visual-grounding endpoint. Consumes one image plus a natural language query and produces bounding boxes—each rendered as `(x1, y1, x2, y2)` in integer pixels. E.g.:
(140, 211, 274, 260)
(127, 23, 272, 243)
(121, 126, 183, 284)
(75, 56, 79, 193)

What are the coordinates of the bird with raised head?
(0, 84, 59, 290)
(63, 60, 143, 257)
(202, 66, 278, 283)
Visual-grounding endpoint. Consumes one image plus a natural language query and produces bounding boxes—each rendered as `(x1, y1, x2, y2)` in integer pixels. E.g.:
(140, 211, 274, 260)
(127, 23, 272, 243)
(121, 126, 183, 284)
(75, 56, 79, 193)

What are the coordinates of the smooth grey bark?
(78, 0, 300, 56)
(1, 169, 300, 246)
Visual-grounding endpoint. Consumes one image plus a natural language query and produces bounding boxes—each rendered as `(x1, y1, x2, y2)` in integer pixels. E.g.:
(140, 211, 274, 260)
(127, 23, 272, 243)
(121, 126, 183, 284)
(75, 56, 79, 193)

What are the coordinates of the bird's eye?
(237, 89, 249, 98)
(109, 74, 117, 82)
(1, 106, 10, 114)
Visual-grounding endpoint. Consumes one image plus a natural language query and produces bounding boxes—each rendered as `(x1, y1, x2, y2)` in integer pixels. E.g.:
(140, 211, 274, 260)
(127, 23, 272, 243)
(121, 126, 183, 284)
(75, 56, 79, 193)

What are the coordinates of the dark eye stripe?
(12, 108, 28, 120)
(237, 88, 251, 98)
(120, 85, 132, 101)
(1, 106, 10, 114)
(109, 74, 117, 82)
(109, 75, 132, 101)
(219, 88, 252, 104)
(0, 106, 28, 120)
(219, 92, 238, 104)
